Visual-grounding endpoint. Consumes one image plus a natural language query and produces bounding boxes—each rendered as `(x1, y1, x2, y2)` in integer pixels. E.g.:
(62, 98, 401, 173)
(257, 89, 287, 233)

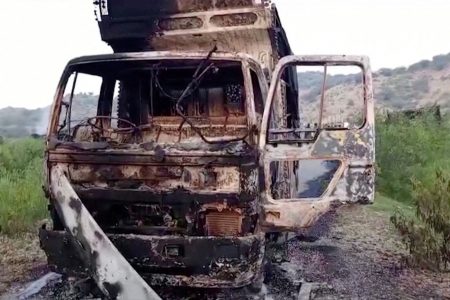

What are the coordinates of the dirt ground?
(0, 234, 47, 296)
(0, 205, 449, 299)
(286, 205, 450, 299)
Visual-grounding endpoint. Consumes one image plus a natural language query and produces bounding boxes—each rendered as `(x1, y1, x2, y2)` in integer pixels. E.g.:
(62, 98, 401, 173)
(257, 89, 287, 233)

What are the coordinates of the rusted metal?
(40, 229, 265, 288)
(206, 210, 243, 236)
(48, 165, 161, 300)
(42, 1, 375, 294)
(259, 55, 375, 231)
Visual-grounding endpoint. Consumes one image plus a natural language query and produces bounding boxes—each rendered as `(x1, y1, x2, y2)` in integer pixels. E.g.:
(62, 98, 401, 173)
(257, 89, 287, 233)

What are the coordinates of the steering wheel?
(86, 116, 138, 134)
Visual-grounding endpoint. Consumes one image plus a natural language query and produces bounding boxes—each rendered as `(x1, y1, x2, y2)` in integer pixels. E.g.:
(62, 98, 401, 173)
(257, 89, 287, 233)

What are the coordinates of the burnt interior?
(53, 58, 259, 238)
(59, 59, 249, 144)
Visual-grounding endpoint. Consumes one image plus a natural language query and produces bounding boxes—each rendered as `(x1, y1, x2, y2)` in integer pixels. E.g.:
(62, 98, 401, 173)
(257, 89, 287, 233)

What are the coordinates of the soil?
(0, 234, 48, 296)
(286, 205, 450, 299)
(1, 205, 449, 299)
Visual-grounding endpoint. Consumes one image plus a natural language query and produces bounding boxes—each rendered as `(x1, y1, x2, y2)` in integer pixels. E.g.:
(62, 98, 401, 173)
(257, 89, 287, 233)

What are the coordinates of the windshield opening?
(55, 59, 249, 145)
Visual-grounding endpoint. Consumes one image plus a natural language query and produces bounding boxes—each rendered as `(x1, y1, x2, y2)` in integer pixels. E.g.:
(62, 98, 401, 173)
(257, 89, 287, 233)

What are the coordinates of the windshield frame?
(48, 52, 262, 145)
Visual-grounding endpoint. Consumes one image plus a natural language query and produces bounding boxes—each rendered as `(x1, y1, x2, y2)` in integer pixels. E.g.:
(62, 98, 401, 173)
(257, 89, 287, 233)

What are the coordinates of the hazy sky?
(1, 0, 450, 109)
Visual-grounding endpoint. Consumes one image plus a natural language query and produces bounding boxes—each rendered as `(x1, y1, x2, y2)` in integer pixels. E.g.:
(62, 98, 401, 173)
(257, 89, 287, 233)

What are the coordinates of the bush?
(392, 67, 407, 75)
(408, 60, 431, 72)
(391, 171, 450, 270)
(379, 68, 393, 77)
(376, 113, 450, 202)
(412, 77, 430, 94)
(431, 54, 450, 71)
(377, 85, 396, 101)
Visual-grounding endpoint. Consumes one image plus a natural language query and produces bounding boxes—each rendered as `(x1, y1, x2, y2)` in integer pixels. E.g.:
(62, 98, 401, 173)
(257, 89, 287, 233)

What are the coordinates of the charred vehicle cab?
(39, 1, 375, 298)
(42, 52, 269, 288)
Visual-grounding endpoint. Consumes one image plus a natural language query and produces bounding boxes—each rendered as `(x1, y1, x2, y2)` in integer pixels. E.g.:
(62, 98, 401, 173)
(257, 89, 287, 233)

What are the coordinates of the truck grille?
(206, 211, 242, 236)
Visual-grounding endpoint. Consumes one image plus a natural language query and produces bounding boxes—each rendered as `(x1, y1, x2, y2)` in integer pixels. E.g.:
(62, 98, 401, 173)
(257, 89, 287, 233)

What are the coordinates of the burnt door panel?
(259, 55, 375, 231)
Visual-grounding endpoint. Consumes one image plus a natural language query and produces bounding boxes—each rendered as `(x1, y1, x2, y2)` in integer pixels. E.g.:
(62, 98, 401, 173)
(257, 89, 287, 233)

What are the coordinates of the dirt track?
(286, 206, 450, 299)
(1, 205, 449, 299)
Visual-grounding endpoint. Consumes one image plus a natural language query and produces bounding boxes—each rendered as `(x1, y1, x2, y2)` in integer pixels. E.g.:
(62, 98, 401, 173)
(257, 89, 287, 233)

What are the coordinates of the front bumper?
(39, 229, 265, 288)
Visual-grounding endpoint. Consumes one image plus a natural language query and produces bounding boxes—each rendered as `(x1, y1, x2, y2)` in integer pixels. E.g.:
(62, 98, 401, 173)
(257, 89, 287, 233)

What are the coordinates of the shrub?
(412, 77, 430, 94)
(379, 68, 393, 77)
(391, 171, 450, 270)
(408, 60, 431, 72)
(392, 67, 407, 75)
(431, 54, 450, 71)
(376, 113, 450, 202)
(377, 85, 396, 101)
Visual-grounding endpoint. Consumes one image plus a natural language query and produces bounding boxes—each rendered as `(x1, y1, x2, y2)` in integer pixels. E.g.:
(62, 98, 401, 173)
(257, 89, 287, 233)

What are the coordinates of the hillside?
(0, 93, 97, 138)
(0, 107, 49, 137)
(374, 54, 450, 110)
(299, 53, 450, 123)
(1, 53, 450, 137)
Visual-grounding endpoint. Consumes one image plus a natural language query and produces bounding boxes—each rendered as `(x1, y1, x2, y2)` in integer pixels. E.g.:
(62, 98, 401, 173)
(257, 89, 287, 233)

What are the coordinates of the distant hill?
(0, 106, 50, 138)
(1, 53, 450, 137)
(374, 53, 450, 111)
(0, 93, 97, 138)
(298, 53, 450, 122)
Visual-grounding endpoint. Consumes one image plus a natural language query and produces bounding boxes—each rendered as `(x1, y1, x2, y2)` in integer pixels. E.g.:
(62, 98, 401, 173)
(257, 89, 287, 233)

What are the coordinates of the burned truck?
(39, 0, 375, 298)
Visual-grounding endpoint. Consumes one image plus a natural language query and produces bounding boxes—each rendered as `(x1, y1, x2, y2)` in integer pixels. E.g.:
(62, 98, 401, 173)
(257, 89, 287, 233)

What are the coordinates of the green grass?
(371, 193, 415, 219)
(0, 139, 48, 235)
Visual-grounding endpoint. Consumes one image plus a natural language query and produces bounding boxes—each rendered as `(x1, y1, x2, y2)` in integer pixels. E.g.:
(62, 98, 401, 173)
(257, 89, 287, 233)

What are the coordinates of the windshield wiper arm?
(175, 46, 217, 113)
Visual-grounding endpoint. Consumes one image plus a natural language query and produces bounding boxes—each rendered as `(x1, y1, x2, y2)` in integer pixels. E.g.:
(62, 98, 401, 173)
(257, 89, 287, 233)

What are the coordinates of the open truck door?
(259, 55, 375, 231)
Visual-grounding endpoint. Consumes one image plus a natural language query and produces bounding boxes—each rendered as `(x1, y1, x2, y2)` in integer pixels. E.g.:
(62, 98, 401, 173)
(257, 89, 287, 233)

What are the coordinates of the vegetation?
(376, 112, 450, 202)
(377, 112, 450, 270)
(0, 139, 48, 235)
(391, 171, 450, 271)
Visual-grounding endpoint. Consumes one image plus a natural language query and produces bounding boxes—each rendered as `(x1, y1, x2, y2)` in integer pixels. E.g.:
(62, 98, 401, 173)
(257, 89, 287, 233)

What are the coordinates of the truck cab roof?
(66, 51, 263, 67)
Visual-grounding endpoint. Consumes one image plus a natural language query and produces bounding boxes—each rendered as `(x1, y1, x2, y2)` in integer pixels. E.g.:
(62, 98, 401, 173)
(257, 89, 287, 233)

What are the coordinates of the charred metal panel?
(67, 164, 240, 193)
(48, 165, 160, 299)
(158, 17, 204, 31)
(46, 142, 260, 237)
(95, 1, 282, 73)
(210, 12, 258, 27)
(40, 229, 265, 288)
(259, 55, 376, 231)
